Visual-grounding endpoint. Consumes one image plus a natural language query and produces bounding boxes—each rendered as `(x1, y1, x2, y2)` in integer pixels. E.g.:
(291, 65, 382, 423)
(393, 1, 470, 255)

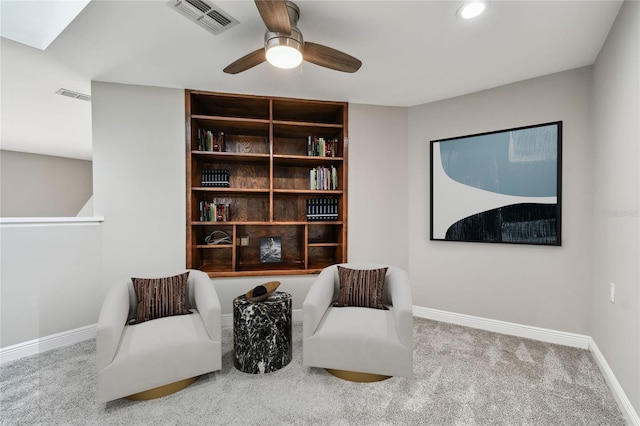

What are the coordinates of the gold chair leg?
(326, 369, 391, 383)
(126, 377, 197, 400)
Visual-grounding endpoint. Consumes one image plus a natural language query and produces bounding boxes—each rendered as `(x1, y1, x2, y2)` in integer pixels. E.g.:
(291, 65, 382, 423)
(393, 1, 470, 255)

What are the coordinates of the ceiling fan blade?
(303, 42, 362, 73)
(223, 48, 266, 74)
(255, 0, 291, 35)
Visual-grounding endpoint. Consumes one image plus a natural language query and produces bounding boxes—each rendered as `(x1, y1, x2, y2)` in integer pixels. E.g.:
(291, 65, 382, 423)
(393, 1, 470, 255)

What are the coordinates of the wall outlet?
(240, 236, 249, 246)
(610, 283, 615, 303)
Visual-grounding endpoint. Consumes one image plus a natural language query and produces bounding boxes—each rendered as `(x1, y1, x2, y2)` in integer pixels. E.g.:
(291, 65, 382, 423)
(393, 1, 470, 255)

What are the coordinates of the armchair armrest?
(96, 279, 131, 371)
(387, 267, 413, 349)
(190, 269, 221, 342)
(303, 265, 336, 339)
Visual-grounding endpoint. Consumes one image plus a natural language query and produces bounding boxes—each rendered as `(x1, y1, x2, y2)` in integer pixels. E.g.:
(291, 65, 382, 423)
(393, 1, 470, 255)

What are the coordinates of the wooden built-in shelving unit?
(186, 90, 348, 277)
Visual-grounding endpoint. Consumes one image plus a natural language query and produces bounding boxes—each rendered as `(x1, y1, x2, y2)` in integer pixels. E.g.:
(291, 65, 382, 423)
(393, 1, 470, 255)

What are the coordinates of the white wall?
(0, 222, 102, 347)
(591, 0, 640, 413)
(91, 82, 186, 298)
(348, 104, 409, 270)
(408, 67, 593, 334)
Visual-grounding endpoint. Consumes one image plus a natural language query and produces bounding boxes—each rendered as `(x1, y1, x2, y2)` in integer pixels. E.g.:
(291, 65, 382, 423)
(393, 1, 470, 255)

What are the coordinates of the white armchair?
(96, 269, 221, 403)
(303, 263, 413, 380)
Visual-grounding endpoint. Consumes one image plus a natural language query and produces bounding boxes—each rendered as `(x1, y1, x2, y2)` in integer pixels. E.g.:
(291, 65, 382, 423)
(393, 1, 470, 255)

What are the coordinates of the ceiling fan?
(224, 0, 362, 74)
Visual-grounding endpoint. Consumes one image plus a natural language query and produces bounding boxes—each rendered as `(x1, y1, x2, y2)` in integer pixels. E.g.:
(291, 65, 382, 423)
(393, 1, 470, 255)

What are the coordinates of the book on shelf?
(198, 201, 230, 222)
(307, 136, 338, 157)
(309, 165, 338, 190)
(197, 129, 226, 152)
(201, 168, 230, 187)
(306, 198, 339, 221)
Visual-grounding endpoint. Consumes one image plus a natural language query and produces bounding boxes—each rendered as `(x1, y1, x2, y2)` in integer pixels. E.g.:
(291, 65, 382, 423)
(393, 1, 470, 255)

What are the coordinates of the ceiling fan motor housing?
(264, 1, 303, 51)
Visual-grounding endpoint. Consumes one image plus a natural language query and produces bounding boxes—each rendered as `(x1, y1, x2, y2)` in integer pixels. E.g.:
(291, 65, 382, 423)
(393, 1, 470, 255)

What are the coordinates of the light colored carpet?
(0, 318, 624, 425)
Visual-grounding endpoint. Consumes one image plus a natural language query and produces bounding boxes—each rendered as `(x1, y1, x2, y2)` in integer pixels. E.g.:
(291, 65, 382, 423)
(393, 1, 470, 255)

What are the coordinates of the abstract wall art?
(430, 121, 562, 246)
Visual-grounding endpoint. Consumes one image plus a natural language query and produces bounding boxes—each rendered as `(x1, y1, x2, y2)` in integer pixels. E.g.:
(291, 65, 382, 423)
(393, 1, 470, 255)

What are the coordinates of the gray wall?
(408, 67, 593, 334)
(0, 150, 93, 217)
(1, 222, 103, 347)
(591, 0, 639, 412)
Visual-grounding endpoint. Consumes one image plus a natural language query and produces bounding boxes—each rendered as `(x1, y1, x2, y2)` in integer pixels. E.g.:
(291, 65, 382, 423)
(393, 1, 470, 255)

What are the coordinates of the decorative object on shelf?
(201, 168, 229, 187)
(306, 198, 339, 221)
(259, 236, 282, 263)
(204, 230, 232, 245)
(430, 121, 562, 246)
(310, 165, 338, 190)
(197, 129, 225, 152)
(246, 281, 281, 303)
(199, 201, 230, 222)
(307, 136, 338, 157)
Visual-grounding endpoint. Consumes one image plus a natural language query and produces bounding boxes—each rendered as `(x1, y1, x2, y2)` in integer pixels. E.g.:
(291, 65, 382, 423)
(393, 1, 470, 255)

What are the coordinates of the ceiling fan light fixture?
(265, 28, 304, 69)
(457, 1, 487, 20)
(266, 44, 303, 69)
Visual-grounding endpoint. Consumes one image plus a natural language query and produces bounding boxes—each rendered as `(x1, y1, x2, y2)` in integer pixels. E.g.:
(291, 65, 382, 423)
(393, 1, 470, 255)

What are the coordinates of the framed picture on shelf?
(430, 121, 562, 246)
(259, 237, 282, 263)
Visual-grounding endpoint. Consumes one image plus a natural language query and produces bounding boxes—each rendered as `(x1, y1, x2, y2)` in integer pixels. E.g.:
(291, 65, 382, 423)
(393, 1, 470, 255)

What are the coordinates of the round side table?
(233, 291, 292, 374)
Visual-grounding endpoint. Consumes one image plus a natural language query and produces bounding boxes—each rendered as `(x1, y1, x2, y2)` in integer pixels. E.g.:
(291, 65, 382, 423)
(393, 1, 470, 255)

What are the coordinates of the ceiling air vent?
(169, 0, 239, 36)
(56, 88, 91, 102)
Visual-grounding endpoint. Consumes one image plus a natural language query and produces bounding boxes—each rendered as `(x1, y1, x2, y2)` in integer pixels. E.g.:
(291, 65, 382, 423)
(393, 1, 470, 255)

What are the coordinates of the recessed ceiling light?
(457, 2, 487, 20)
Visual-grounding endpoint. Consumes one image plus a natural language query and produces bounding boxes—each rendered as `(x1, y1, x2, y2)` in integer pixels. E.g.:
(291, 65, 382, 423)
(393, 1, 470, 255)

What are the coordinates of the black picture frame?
(430, 121, 562, 246)
(259, 236, 282, 263)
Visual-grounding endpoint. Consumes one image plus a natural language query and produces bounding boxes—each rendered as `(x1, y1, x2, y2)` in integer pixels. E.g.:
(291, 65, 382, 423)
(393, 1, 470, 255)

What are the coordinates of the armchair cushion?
(333, 266, 388, 310)
(130, 271, 191, 324)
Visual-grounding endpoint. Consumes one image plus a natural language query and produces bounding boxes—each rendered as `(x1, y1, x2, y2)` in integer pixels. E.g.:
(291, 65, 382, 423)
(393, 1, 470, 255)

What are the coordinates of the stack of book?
(306, 198, 339, 221)
(307, 136, 338, 157)
(310, 166, 338, 190)
(197, 129, 226, 152)
(199, 202, 230, 222)
(201, 169, 230, 187)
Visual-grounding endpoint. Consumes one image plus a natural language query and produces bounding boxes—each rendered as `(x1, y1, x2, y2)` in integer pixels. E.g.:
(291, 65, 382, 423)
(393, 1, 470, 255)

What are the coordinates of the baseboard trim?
(413, 306, 638, 424)
(221, 309, 303, 327)
(413, 306, 591, 349)
(0, 324, 96, 365)
(589, 339, 639, 425)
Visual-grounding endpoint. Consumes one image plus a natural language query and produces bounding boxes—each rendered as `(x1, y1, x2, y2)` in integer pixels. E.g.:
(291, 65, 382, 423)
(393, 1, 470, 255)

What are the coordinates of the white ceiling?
(0, 0, 623, 161)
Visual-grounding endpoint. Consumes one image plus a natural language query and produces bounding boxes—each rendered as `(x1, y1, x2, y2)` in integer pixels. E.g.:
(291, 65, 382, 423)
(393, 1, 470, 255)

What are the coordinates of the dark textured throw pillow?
(333, 266, 388, 310)
(130, 271, 191, 324)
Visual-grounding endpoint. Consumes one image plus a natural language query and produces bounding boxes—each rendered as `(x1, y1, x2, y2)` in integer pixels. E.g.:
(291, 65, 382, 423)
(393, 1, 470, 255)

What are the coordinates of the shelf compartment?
(190, 193, 269, 223)
(273, 194, 343, 223)
(191, 160, 270, 191)
(308, 223, 343, 244)
(308, 245, 343, 270)
(235, 224, 305, 271)
(192, 224, 234, 246)
(273, 123, 343, 142)
(273, 163, 343, 191)
(190, 92, 270, 120)
(190, 126, 269, 154)
(193, 247, 234, 274)
(272, 99, 344, 124)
